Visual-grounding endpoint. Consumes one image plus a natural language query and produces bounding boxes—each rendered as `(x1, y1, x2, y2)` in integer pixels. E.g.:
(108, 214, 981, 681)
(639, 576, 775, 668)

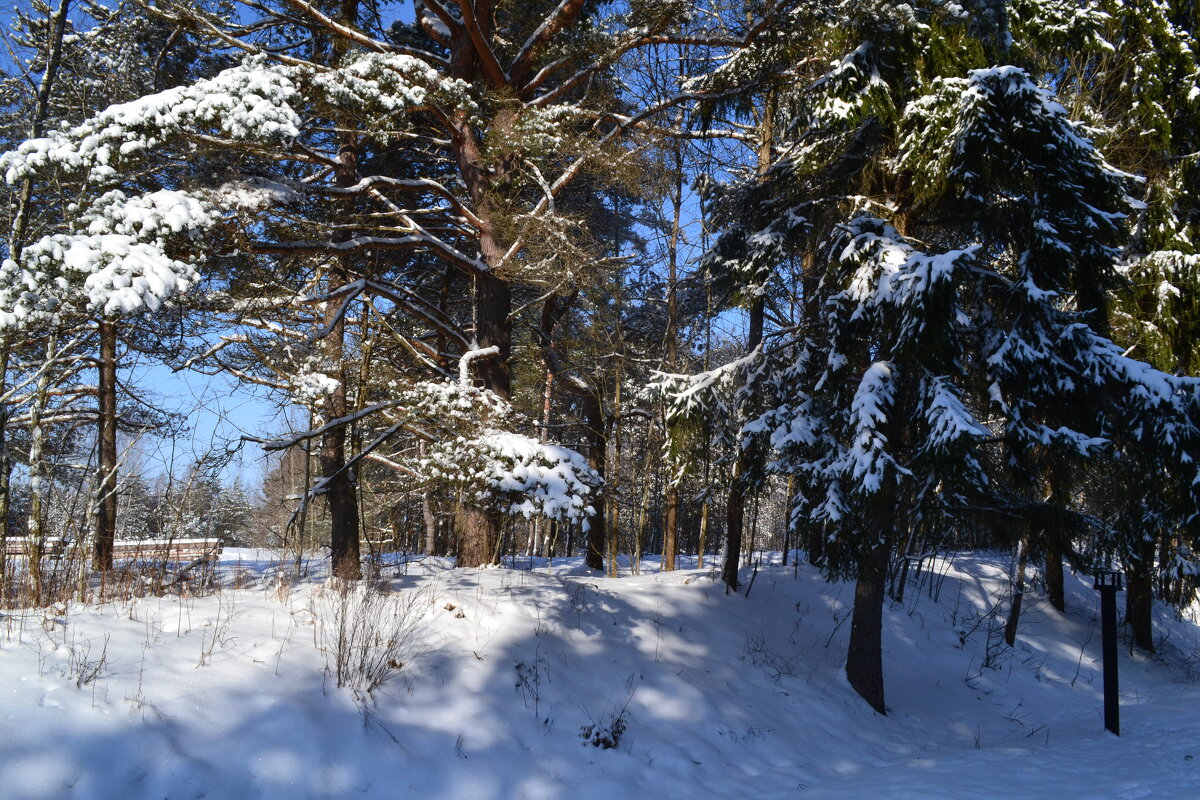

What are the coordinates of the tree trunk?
(93, 317, 118, 570)
(582, 393, 606, 571)
(323, 151, 362, 578)
(723, 96, 772, 591)
(454, 266, 510, 568)
(27, 335, 56, 604)
(1045, 538, 1065, 613)
(846, 370, 905, 714)
(538, 293, 607, 572)
(782, 477, 793, 567)
(474, 270, 512, 399)
(322, 5, 364, 580)
(663, 486, 679, 571)
(807, 522, 825, 566)
(8, 0, 69, 259)
(456, 504, 498, 567)
(606, 357, 621, 577)
(1005, 535, 1029, 647)
(846, 542, 889, 714)
(1125, 536, 1155, 652)
(635, 474, 649, 575)
(322, 403, 360, 579)
(722, 462, 747, 589)
(1156, 535, 1179, 605)
(721, 298, 763, 590)
(4, 0, 69, 590)
(525, 367, 555, 562)
(662, 138, 684, 572)
(421, 496, 437, 556)
(0, 343, 10, 584)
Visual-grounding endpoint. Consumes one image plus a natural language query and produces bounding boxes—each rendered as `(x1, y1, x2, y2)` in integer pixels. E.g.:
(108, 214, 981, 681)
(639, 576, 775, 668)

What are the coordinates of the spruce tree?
(695, 1, 1200, 711)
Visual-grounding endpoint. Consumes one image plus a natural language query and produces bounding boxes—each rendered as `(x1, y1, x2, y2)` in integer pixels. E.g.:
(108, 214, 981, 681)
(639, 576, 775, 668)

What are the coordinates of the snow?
(3, 549, 1199, 799)
(472, 432, 598, 523)
(307, 53, 473, 118)
(293, 372, 342, 403)
(0, 56, 301, 185)
(0, 190, 214, 322)
(844, 361, 909, 493)
(923, 374, 989, 452)
(389, 376, 600, 526)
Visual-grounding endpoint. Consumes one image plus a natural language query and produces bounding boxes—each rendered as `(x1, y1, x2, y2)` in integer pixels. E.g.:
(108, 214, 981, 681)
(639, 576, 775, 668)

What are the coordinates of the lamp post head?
(1094, 571, 1124, 590)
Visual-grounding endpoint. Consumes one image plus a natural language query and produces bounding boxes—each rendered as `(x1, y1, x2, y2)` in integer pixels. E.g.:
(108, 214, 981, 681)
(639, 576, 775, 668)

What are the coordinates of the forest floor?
(2, 548, 1199, 799)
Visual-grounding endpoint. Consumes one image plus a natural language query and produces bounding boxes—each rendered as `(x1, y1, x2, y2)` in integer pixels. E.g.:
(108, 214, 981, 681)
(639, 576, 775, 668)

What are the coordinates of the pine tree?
(0, 0, 731, 576)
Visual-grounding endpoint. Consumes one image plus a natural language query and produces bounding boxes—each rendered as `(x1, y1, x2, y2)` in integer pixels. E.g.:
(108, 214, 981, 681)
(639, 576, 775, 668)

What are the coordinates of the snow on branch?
(307, 52, 475, 117)
(459, 346, 500, 387)
(0, 190, 216, 325)
(842, 361, 910, 494)
(0, 56, 301, 185)
(422, 431, 601, 526)
(648, 348, 760, 425)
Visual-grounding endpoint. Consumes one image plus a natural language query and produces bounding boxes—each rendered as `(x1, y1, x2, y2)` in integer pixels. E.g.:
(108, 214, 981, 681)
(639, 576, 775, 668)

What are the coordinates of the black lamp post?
(1094, 570, 1124, 736)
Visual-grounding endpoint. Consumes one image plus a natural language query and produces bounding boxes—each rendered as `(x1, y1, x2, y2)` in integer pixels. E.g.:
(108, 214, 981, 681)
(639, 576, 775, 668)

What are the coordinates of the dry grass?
(312, 579, 429, 702)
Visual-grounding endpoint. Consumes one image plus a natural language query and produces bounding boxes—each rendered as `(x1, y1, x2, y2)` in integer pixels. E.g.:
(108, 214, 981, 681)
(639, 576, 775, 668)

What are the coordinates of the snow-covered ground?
(2, 549, 1199, 799)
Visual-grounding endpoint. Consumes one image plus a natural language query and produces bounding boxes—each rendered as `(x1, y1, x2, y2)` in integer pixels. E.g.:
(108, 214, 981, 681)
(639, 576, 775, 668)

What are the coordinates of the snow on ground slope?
(1, 550, 1199, 799)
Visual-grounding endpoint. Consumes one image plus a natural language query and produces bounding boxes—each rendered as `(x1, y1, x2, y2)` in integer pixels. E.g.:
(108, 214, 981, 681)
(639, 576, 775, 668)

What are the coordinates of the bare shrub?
(579, 673, 639, 749)
(67, 633, 110, 688)
(314, 580, 428, 700)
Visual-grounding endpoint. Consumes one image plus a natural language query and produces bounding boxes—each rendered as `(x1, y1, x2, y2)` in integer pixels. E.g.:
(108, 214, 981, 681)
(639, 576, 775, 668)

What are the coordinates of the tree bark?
(322, 13, 363, 577)
(27, 335, 56, 604)
(662, 136, 684, 572)
(846, 542, 889, 714)
(1045, 538, 1065, 613)
(456, 504, 498, 567)
(321, 0, 364, 580)
(0, 344, 9, 583)
(807, 522, 825, 566)
(1005, 535, 1029, 647)
(1125, 536, 1155, 652)
(722, 95, 772, 590)
(474, 269, 512, 400)
(722, 462, 747, 589)
(663, 486, 679, 571)
(93, 317, 118, 570)
(583, 392, 607, 571)
(606, 362, 620, 576)
(454, 243, 510, 568)
(421, 482, 437, 556)
(721, 297, 763, 590)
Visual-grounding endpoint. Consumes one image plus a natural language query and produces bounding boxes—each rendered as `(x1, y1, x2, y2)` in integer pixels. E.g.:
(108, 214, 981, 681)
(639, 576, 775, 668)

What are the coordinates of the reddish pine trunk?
(93, 317, 118, 571)
(663, 486, 679, 571)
